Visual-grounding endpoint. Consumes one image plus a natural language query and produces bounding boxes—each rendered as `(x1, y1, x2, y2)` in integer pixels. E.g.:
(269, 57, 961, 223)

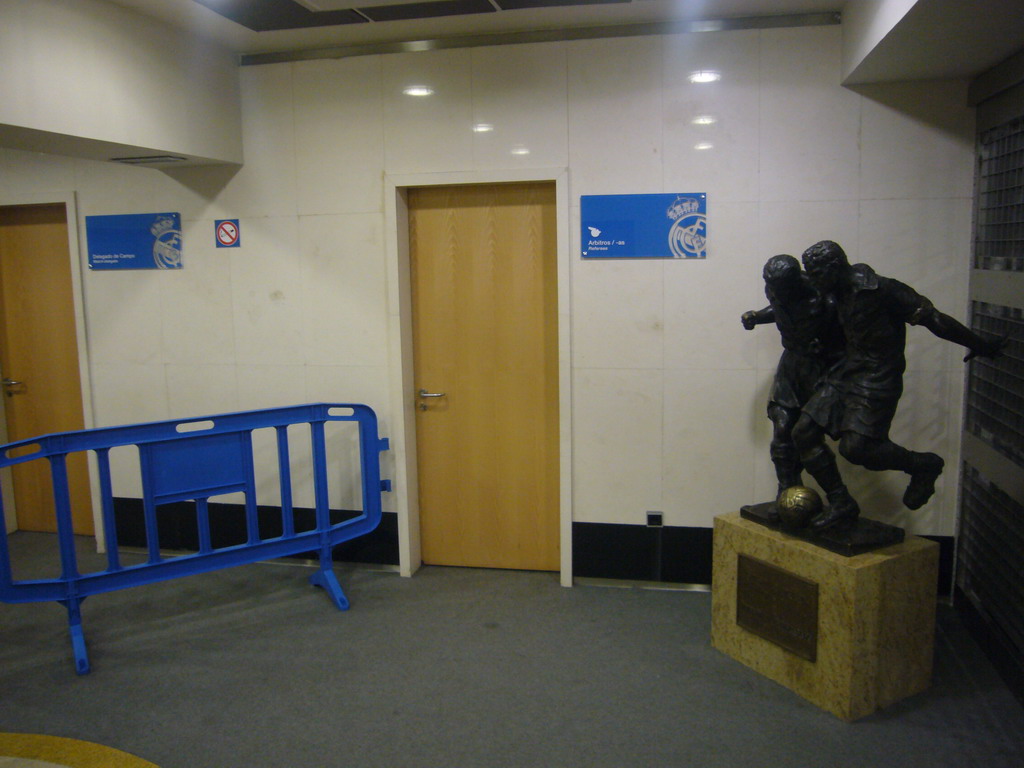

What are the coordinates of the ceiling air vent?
(110, 155, 188, 165)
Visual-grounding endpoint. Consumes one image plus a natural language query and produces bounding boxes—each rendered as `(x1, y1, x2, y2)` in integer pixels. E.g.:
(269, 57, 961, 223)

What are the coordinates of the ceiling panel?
(360, 0, 495, 24)
(497, 0, 629, 10)
(192, 0, 366, 30)
(193, 0, 637, 30)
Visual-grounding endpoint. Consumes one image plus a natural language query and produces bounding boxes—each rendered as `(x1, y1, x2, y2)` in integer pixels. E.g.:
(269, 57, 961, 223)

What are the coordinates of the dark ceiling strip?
(240, 12, 841, 66)
(193, 0, 366, 31)
(360, 0, 495, 24)
(495, 0, 629, 9)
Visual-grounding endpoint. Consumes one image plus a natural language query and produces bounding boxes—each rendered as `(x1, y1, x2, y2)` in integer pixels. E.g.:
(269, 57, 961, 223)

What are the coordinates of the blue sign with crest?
(581, 194, 707, 259)
(86, 212, 183, 270)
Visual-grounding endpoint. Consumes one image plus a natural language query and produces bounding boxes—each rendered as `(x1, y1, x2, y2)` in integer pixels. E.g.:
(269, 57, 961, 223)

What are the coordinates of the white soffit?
(843, 0, 1024, 84)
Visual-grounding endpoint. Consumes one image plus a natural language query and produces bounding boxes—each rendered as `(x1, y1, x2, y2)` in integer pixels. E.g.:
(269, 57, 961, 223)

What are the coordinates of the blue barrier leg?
(60, 598, 90, 675)
(309, 545, 349, 611)
(309, 568, 350, 611)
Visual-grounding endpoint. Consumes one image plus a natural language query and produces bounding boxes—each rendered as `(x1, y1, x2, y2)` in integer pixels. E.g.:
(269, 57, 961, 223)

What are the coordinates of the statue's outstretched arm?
(742, 305, 774, 330)
(915, 307, 1006, 361)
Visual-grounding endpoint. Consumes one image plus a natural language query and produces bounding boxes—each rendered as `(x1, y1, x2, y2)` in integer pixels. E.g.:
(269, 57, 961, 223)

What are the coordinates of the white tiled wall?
(568, 37, 662, 195)
(382, 50, 475, 173)
(0, 24, 975, 539)
(759, 28, 862, 203)
(662, 30, 760, 202)
(293, 58, 385, 216)
(472, 43, 569, 170)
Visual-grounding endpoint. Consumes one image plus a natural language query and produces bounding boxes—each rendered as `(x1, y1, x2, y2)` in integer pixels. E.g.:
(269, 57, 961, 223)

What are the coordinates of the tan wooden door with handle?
(0, 203, 93, 534)
(410, 182, 559, 571)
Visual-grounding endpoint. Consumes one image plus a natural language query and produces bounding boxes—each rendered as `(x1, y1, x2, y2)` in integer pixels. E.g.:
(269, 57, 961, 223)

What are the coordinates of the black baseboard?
(112, 497, 399, 566)
(572, 522, 713, 584)
(111, 498, 954, 594)
(572, 521, 955, 594)
(954, 585, 1024, 708)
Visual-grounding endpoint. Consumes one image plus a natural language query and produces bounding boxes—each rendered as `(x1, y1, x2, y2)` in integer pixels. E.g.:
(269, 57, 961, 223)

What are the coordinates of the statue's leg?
(903, 453, 944, 509)
(769, 404, 803, 496)
(803, 445, 861, 529)
(838, 434, 944, 510)
(792, 414, 860, 530)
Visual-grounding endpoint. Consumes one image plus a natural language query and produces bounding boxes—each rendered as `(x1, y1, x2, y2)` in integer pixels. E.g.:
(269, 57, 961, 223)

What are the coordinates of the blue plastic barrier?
(0, 403, 390, 674)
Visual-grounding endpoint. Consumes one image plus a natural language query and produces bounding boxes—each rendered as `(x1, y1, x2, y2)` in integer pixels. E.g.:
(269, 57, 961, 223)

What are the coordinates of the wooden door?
(0, 203, 93, 534)
(410, 182, 559, 571)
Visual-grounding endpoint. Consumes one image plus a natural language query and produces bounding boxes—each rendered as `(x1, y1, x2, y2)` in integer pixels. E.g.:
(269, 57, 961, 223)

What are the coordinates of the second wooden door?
(409, 182, 559, 571)
(0, 203, 93, 534)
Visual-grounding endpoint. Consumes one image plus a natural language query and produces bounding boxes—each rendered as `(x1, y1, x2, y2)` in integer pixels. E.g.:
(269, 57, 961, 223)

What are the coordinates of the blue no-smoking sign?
(215, 219, 240, 248)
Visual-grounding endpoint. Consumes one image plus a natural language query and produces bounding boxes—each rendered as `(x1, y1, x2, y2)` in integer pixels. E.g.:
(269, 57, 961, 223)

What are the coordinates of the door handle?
(417, 388, 446, 410)
(3, 378, 24, 396)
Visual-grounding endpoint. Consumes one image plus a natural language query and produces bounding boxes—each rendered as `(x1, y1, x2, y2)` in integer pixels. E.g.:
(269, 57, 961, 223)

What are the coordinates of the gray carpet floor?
(1, 532, 1022, 768)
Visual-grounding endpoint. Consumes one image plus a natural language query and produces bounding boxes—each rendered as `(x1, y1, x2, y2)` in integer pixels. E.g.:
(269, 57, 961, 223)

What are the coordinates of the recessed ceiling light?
(403, 85, 434, 97)
(692, 115, 717, 125)
(511, 145, 530, 156)
(473, 123, 494, 133)
(695, 142, 714, 150)
(688, 71, 721, 84)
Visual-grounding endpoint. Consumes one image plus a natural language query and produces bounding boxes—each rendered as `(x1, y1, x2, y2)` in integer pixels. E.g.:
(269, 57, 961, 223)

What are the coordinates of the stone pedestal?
(711, 511, 939, 721)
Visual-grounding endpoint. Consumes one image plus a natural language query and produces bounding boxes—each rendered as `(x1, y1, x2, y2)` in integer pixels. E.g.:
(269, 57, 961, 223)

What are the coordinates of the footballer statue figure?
(788, 241, 1005, 530)
(742, 254, 844, 500)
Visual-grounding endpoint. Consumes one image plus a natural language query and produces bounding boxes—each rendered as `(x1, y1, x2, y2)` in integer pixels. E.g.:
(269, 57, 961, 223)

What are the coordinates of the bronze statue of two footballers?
(744, 241, 1004, 531)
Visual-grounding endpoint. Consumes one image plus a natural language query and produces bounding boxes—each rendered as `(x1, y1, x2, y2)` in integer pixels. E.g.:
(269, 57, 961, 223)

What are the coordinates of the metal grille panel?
(965, 302, 1024, 465)
(961, 109, 1024, 699)
(958, 466, 1024, 660)
(975, 117, 1024, 272)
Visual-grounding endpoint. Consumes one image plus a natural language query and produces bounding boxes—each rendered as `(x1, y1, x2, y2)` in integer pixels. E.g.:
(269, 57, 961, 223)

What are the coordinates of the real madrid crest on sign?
(150, 215, 182, 268)
(666, 195, 707, 259)
(581, 193, 707, 260)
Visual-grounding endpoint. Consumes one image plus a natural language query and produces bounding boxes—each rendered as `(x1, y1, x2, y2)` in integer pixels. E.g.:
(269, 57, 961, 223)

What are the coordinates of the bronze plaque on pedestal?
(736, 554, 819, 661)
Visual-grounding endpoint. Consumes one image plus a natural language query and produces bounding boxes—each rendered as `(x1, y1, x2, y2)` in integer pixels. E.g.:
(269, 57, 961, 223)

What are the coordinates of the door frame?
(384, 169, 572, 585)
(0, 191, 99, 540)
